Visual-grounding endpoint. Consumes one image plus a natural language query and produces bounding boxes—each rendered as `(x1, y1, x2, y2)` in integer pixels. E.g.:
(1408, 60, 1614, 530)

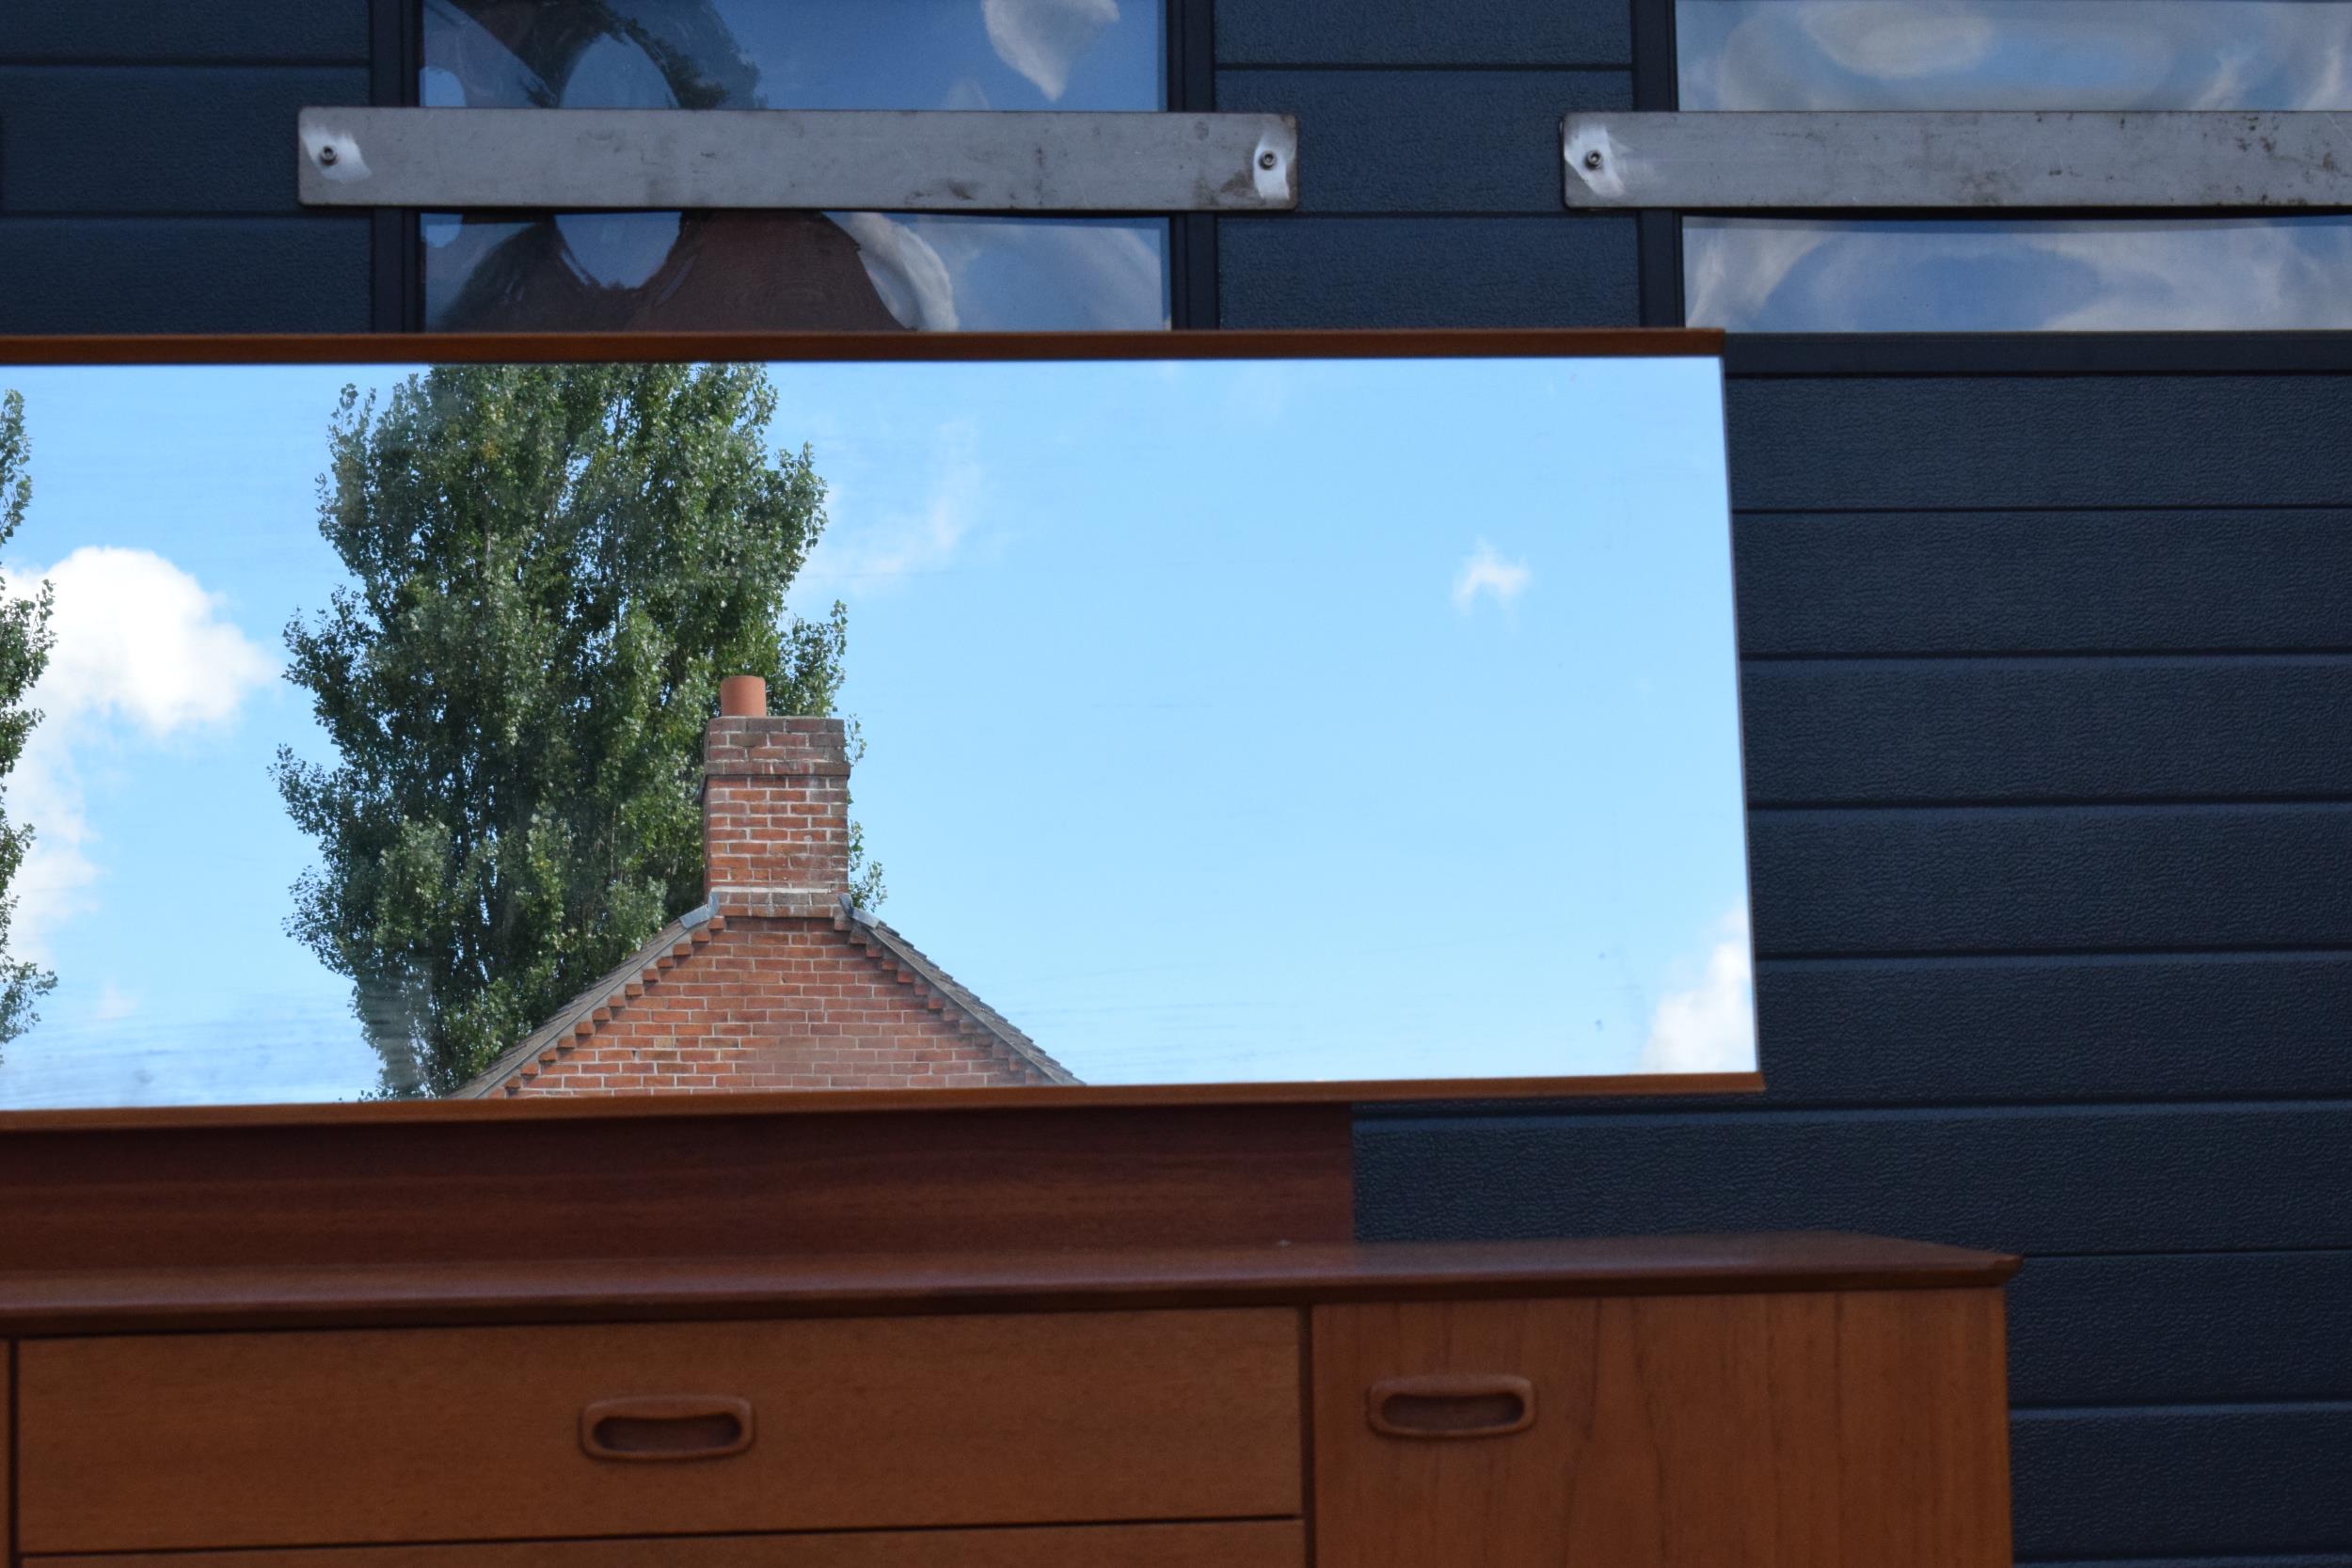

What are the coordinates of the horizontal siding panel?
(0, 66, 368, 215)
(1354, 1104, 2352, 1251)
(0, 1, 367, 62)
(1734, 510, 2352, 657)
(1751, 804, 2352, 956)
(1216, 70, 1628, 213)
(1740, 657, 2352, 804)
(2014, 1406, 2352, 1560)
(0, 216, 370, 333)
(1754, 952, 2352, 1103)
(1725, 377, 2352, 511)
(1216, 0, 1629, 67)
(2010, 1253, 2352, 1406)
(1218, 215, 1638, 327)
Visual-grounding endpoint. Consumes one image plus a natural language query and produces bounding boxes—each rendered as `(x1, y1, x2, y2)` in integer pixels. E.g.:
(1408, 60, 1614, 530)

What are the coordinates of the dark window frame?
(1634, 0, 2352, 373)
(369, 0, 1211, 332)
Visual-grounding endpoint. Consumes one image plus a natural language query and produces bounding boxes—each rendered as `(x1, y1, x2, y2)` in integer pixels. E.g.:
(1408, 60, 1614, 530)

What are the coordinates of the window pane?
(421, 0, 1170, 331)
(1677, 0, 2352, 330)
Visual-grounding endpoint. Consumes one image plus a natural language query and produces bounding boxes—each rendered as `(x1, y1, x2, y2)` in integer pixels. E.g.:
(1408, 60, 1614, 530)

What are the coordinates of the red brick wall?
(505, 916, 1054, 1095)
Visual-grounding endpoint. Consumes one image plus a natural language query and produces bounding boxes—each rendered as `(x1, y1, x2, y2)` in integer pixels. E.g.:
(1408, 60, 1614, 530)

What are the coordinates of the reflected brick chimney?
(701, 674, 851, 917)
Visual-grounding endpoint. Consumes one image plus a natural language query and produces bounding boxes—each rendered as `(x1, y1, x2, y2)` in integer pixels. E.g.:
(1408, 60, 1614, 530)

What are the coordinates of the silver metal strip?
(1563, 111, 2352, 209)
(299, 107, 1298, 213)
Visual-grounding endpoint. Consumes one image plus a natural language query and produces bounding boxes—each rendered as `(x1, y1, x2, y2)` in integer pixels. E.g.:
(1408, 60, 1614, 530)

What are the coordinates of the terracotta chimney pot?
(719, 673, 767, 718)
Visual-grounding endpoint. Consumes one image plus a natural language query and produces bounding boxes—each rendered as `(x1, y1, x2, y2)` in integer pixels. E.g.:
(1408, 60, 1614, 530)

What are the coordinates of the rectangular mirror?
(0, 333, 1749, 1110)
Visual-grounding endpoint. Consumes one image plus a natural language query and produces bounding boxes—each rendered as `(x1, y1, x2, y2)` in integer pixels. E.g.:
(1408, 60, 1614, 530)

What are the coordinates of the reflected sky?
(1679, 0, 2352, 329)
(421, 0, 1168, 330)
(0, 356, 1748, 1107)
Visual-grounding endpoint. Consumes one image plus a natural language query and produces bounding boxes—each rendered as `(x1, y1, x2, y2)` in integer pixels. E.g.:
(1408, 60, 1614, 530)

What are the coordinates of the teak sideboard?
(0, 1098, 2020, 1568)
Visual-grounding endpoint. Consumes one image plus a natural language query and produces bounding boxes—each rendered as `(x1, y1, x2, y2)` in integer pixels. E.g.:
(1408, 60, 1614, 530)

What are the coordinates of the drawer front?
(20, 1310, 1301, 1553)
(24, 1522, 1306, 1568)
(1313, 1290, 2013, 1568)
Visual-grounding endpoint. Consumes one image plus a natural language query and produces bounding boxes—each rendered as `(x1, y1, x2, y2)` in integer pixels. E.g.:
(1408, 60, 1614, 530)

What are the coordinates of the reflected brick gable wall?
(484, 689, 1061, 1096)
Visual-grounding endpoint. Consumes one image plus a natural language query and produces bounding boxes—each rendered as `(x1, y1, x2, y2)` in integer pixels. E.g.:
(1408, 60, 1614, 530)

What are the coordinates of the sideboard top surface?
(0, 1233, 2020, 1338)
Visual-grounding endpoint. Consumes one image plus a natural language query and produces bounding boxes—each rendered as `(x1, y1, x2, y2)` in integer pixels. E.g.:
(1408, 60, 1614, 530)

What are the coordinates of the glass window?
(420, 0, 1170, 331)
(1678, 0, 2352, 330)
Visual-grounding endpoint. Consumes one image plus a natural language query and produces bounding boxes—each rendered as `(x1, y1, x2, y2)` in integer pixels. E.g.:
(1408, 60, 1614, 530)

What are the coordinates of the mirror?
(0, 341, 1748, 1108)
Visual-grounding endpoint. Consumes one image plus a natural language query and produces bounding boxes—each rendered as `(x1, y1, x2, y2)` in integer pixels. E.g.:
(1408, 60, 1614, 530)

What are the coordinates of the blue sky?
(0, 355, 1749, 1107)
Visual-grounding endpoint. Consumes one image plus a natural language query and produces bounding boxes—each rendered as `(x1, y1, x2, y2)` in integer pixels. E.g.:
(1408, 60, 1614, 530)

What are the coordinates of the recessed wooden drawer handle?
(1366, 1374, 1537, 1439)
(580, 1396, 755, 1462)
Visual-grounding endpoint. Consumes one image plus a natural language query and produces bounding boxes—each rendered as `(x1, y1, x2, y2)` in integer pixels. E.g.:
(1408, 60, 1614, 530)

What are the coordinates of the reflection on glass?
(421, 0, 1170, 331)
(0, 355, 1747, 1108)
(1678, 0, 2352, 330)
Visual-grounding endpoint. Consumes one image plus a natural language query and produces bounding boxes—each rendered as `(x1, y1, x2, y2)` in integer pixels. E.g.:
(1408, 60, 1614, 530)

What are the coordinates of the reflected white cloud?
(1452, 542, 1533, 613)
(6, 548, 276, 958)
(1800, 1, 1995, 81)
(835, 214, 961, 331)
(1640, 908, 1755, 1073)
(983, 0, 1122, 101)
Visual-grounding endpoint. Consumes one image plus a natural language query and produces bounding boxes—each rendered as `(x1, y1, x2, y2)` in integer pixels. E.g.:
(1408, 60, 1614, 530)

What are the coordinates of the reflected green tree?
(273, 363, 878, 1097)
(0, 390, 56, 1054)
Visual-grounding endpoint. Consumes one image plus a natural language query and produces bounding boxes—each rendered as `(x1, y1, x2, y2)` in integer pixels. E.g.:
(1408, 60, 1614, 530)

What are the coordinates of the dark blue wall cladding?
(2009, 1253, 2352, 1405)
(1732, 511, 2352, 657)
(1726, 377, 2352, 510)
(1216, 71, 1629, 213)
(1215, 0, 1629, 67)
(1740, 657, 2352, 804)
(0, 0, 368, 62)
(1749, 803, 2352, 955)
(1218, 215, 1639, 327)
(0, 67, 370, 214)
(1754, 953, 2352, 1103)
(2012, 1406, 2352, 1560)
(1354, 1105, 2352, 1252)
(0, 216, 370, 333)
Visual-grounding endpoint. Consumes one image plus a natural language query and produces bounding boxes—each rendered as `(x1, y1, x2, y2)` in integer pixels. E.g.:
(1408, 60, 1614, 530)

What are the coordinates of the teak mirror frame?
(0, 325, 1746, 1261)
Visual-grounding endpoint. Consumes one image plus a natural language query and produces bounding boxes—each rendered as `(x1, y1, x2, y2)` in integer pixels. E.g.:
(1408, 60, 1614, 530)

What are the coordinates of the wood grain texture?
(1311, 1289, 2012, 1568)
(4, 1341, 12, 1567)
(0, 1102, 1353, 1271)
(26, 1524, 1305, 1568)
(0, 1235, 2016, 1338)
(0, 328, 1719, 366)
(17, 1311, 1301, 1553)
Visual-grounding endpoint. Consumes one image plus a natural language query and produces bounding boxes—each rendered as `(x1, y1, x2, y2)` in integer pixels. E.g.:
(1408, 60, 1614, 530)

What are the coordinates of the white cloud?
(834, 214, 961, 332)
(5, 547, 277, 958)
(983, 0, 1120, 102)
(1640, 908, 1756, 1074)
(1451, 541, 1533, 613)
(94, 981, 138, 1022)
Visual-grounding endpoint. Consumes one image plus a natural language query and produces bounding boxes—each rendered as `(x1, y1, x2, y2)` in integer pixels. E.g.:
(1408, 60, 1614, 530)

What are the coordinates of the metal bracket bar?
(299, 107, 1298, 213)
(1563, 111, 2352, 210)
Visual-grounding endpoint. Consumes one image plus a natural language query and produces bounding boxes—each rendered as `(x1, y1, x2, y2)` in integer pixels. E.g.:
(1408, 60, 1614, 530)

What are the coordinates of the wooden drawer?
(25, 1522, 1305, 1568)
(19, 1310, 1301, 1553)
(1312, 1290, 2013, 1568)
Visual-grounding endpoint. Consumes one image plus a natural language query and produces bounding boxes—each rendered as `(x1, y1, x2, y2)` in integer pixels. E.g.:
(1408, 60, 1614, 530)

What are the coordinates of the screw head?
(1582, 149, 1603, 170)
(318, 144, 340, 166)
(1259, 150, 1279, 170)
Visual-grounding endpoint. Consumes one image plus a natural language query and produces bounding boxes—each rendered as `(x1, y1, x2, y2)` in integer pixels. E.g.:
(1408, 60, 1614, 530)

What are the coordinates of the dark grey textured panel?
(2010, 1253, 2352, 1405)
(0, 67, 367, 214)
(2013, 1406, 2352, 1560)
(1216, 70, 1629, 213)
(1354, 1105, 2352, 1251)
(0, 217, 370, 332)
(1741, 657, 2352, 804)
(1734, 510, 2352, 657)
(0, 0, 367, 61)
(1754, 952, 2352, 1102)
(1751, 803, 2352, 956)
(1726, 377, 2352, 511)
(1216, 0, 1629, 67)
(1218, 216, 1639, 326)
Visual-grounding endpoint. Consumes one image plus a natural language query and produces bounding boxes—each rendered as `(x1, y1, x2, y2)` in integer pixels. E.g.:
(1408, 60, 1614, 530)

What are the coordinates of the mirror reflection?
(0, 353, 1748, 1107)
